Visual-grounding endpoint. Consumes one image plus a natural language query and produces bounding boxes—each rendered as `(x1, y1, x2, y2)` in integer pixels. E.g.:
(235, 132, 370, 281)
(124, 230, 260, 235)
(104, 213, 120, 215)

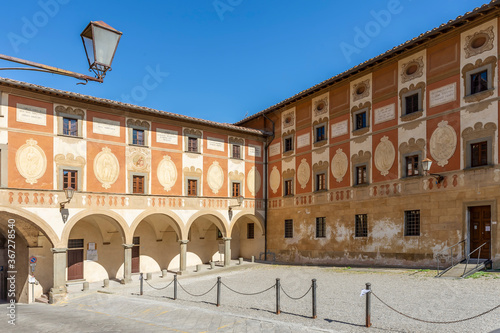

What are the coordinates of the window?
(355, 165, 367, 185)
(132, 175, 145, 194)
(132, 129, 145, 146)
(133, 236, 140, 245)
(63, 117, 78, 136)
(471, 141, 488, 167)
(316, 217, 326, 238)
(188, 137, 198, 152)
(316, 173, 326, 191)
(68, 239, 84, 249)
(284, 179, 293, 196)
(284, 219, 293, 238)
(247, 223, 255, 239)
(63, 170, 78, 191)
(232, 182, 241, 197)
(355, 214, 368, 237)
(470, 70, 488, 95)
(315, 125, 326, 142)
(354, 111, 367, 130)
(284, 136, 293, 153)
(405, 93, 419, 115)
(187, 179, 197, 196)
(405, 155, 420, 177)
(404, 210, 420, 236)
(232, 145, 241, 159)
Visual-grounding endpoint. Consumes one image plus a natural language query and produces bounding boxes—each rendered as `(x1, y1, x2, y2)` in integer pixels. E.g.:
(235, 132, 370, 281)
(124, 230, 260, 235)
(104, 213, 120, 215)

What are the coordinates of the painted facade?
(238, 6, 500, 270)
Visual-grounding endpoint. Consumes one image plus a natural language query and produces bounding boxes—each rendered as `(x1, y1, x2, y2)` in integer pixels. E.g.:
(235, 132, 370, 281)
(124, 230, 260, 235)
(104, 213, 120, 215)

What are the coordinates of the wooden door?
(469, 206, 491, 259)
(131, 246, 140, 273)
(67, 249, 84, 280)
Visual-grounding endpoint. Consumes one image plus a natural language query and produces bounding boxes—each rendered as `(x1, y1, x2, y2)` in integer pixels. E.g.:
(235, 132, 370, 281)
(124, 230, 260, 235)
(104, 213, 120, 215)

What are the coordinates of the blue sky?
(0, 0, 490, 123)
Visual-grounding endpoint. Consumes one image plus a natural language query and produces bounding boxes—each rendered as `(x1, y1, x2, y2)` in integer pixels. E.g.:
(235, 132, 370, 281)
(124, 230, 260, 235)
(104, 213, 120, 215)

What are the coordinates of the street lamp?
(60, 187, 75, 223)
(81, 21, 122, 81)
(228, 196, 244, 221)
(0, 21, 122, 84)
(422, 158, 444, 184)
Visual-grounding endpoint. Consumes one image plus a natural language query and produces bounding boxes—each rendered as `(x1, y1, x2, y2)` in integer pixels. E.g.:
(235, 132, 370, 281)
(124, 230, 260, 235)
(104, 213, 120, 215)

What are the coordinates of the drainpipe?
(262, 114, 275, 261)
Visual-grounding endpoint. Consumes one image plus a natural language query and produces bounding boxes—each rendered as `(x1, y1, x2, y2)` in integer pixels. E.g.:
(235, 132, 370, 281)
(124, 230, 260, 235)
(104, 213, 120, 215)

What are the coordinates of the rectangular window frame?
(354, 163, 368, 186)
(405, 154, 421, 177)
(353, 109, 368, 131)
(132, 128, 145, 146)
(57, 112, 83, 138)
(315, 217, 326, 238)
(187, 136, 199, 153)
(465, 63, 493, 98)
(284, 178, 293, 197)
(231, 144, 242, 159)
(132, 175, 145, 194)
(58, 166, 83, 192)
(315, 172, 327, 192)
(314, 123, 327, 143)
(186, 177, 199, 196)
(284, 219, 293, 238)
(401, 89, 423, 117)
(231, 181, 241, 197)
(63, 169, 78, 191)
(283, 135, 294, 153)
(129, 172, 149, 194)
(355, 214, 368, 238)
(404, 210, 421, 236)
(128, 122, 149, 147)
(465, 137, 493, 169)
(247, 223, 255, 239)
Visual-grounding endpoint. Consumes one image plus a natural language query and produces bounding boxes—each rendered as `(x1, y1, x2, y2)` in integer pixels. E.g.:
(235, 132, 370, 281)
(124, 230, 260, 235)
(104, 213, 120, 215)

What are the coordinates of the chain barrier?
(222, 281, 275, 296)
(280, 285, 312, 300)
(371, 291, 500, 324)
(177, 281, 217, 297)
(144, 278, 174, 291)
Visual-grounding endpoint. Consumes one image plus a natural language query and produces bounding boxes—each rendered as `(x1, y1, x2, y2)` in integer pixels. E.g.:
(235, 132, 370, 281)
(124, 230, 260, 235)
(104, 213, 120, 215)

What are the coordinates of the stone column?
(179, 240, 189, 274)
(49, 248, 67, 304)
(223, 237, 231, 267)
(122, 244, 134, 284)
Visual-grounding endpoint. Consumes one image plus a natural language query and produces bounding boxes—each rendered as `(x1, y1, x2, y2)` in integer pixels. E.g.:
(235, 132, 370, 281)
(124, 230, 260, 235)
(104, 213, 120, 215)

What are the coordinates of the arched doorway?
(230, 213, 265, 260)
(186, 212, 228, 267)
(62, 212, 128, 283)
(130, 212, 183, 273)
(0, 210, 57, 303)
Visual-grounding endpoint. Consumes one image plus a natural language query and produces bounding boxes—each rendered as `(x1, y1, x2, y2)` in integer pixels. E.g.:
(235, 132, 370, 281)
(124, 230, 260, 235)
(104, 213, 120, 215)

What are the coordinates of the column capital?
(51, 248, 68, 253)
(122, 244, 134, 249)
(179, 240, 189, 245)
(223, 237, 232, 241)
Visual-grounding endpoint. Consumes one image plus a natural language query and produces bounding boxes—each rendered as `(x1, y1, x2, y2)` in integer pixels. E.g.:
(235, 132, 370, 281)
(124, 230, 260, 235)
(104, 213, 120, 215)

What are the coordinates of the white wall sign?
(331, 120, 348, 138)
(429, 83, 456, 108)
(16, 104, 46, 126)
(297, 133, 310, 149)
(374, 104, 395, 124)
(93, 117, 121, 137)
(269, 143, 280, 157)
(207, 137, 225, 151)
(248, 144, 262, 157)
(87, 249, 98, 261)
(156, 128, 178, 145)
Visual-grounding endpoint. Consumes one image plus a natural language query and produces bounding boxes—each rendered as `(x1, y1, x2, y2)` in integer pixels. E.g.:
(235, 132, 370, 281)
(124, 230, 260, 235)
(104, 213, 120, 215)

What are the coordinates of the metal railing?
(435, 239, 467, 276)
(462, 241, 490, 277)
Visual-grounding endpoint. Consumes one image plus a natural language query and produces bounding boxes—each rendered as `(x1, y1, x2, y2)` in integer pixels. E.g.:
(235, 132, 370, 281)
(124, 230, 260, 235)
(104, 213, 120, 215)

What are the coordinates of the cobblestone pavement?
(5, 263, 500, 332)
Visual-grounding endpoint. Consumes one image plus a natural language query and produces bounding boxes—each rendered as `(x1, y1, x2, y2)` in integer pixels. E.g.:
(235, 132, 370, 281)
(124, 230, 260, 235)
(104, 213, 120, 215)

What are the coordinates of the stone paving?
(4, 262, 500, 332)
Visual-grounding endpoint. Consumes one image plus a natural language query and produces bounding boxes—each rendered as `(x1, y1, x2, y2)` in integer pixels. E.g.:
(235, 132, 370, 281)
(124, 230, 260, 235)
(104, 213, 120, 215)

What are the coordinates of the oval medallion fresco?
(94, 147, 120, 189)
(157, 155, 177, 191)
(430, 120, 457, 167)
(207, 161, 224, 194)
(16, 139, 47, 185)
(269, 166, 280, 194)
(331, 148, 348, 182)
(297, 159, 310, 189)
(374, 136, 395, 176)
(247, 166, 261, 196)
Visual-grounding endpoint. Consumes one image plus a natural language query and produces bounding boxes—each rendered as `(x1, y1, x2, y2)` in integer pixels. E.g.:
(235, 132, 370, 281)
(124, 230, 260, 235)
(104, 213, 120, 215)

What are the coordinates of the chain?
(177, 281, 217, 297)
(222, 282, 275, 296)
(372, 291, 500, 324)
(280, 285, 312, 300)
(144, 278, 174, 291)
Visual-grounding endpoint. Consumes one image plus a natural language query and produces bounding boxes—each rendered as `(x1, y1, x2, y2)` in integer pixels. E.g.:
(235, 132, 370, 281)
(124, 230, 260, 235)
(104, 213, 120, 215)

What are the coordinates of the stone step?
(35, 294, 49, 304)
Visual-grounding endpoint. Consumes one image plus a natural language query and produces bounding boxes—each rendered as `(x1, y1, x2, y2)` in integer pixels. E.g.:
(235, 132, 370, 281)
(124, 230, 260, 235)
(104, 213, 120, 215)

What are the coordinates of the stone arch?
(185, 210, 228, 238)
(129, 210, 184, 240)
(0, 207, 59, 247)
(61, 209, 130, 245)
(229, 212, 265, 238)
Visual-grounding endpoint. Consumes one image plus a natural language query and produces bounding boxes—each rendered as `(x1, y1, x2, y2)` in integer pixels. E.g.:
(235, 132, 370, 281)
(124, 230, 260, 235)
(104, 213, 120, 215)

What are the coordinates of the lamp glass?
(237, 196, 244, 205)
(64, 187, 75, 201)
(92, 25, 121, 67)
(422, 158, 432, 172)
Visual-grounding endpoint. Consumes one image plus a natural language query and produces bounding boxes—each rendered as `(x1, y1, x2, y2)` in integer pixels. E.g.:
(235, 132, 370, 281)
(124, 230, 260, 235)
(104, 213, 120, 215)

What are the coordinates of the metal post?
(139, 273, 143, 296)
(276, 278, 281, 315)
(173, 274, 177, 300)
(365, 283, 371, 328)
(312, 279, 317, 319)
(217, 276, 222, 307)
